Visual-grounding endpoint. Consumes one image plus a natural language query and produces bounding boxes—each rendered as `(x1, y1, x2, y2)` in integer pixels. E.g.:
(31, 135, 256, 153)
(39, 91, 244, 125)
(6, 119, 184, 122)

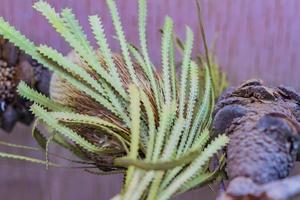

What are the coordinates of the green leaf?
(0, 141, 39, 151)
(45, 132, 56, 169)
(17, 81, 69, 112)
(152, 102, 176, 161)
(138, 0, 161, 111)
(0, 16, 117, 117)
(38, 45, 129, 124)
(32, 119, 86, 160)
(0, 152, 60, 167)
(179, 27, 194, 117)
(32, 119, 47, 150)
(0, 18, 39, 59)
(50, 112, 130, 146)
(147, 171, 164, 200)
(31, 104, 112, 154)
(51, 112, 127, 133)
(89, 15, 127, 100)
(124, 84, 141, 189)
(114, 130, 210, 171)
(161, 117, 185, 160)
(131, 171, 155, 200)
(128, 86, 141, 156)
(106, 0, 139, 85)
(177, 61, 199, 154)
(140, 90, 156, 161)
(123, 170, 143, 199)
(161, 16, 173, 105)
(34, 1, 125, 103)
(158, 134, 229, 200)
(160, 129, 210, 190)
(179, 154, 226, 193)
(61, 8, 92, 54)
(37, 45, 105, 95)
(128, 44, 147, 73)
(0, 16, 119, 118)
(187, 65, 212, 150)
(169, 33, 176, 101)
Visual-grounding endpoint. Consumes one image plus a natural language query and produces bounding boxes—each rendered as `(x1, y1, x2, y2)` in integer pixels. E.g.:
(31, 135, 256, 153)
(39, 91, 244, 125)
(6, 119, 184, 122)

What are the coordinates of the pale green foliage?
(179, 27, 194, 117)
(138, 0, 161, 111)
(124, 85, 141, 189)
(89, 15, 126, 99)
(161, 17, 174, 105)
(31, 104, 111, 153)
(106, 0, 139, 86)
(0, 0, 229, 199)
(141, 90, 156, 160)
(0, 152, 60, 167)
(17, 81, 69, 112)
(158, 135, 229, 200)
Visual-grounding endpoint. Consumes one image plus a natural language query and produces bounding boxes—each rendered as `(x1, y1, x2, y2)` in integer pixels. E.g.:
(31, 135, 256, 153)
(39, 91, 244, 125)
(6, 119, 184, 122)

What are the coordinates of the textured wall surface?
(0, 0, 300, 199)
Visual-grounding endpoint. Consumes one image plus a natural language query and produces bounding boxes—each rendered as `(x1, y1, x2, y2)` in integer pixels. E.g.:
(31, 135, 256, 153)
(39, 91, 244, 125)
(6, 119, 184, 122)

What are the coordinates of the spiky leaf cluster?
(0, 0, 228, 199)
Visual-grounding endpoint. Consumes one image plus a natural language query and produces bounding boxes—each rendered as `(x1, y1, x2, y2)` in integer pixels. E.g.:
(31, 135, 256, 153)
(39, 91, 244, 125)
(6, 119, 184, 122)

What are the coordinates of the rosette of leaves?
(0, 0, 228, 199)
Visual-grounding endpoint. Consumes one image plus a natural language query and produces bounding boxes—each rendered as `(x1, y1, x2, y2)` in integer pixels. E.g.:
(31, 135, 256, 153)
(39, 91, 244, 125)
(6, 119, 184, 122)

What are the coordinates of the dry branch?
(213, 79, 300, 200)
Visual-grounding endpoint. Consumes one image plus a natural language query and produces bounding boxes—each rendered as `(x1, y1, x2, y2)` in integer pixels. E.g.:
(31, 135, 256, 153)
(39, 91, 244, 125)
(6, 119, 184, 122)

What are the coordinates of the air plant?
(0, 0, 228, 199)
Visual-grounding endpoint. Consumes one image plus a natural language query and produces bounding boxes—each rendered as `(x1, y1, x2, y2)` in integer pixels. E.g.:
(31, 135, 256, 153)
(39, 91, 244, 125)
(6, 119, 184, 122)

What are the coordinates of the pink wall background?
(0, 0, 300, 199)
(1, 0, 300, 88)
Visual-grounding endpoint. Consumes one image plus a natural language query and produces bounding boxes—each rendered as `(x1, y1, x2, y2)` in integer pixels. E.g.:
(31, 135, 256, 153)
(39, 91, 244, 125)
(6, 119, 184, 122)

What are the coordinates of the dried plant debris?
(0, 37, 19, 105)
(0, 0, 229, 199)
(0, 60, 17, 102)
(213, 79, 300, 200)
(0, 37, 50, 132)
